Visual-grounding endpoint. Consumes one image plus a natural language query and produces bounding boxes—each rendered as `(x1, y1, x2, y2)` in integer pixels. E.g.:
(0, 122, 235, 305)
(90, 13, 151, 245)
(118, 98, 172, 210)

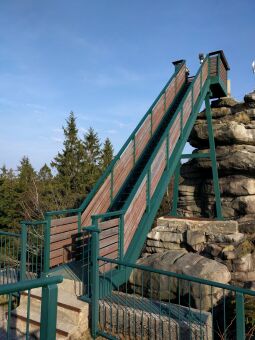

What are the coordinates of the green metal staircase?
(35, 50, 229, 279)
(4, 51, 255, 340)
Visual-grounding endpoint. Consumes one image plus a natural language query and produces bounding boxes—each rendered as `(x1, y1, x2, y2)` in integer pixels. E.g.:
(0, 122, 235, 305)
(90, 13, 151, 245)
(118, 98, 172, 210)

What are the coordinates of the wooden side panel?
(182, 92, 192, 126)
(176, 65, 186, 93)
(113, 140, 134, 198)
(98, 218, 119, 272)
(202, 59, 208, 86)
(152, 94, 165, 134)
(209, 57, 217, 77)
(135, 115, 151, 161)
(165, 80, 175, 110)
(169, 111, 181, 156)
(219, 58, 227, 87)
(50, 215, 79, 267)
(193, 75, 200, 104)
(150, 141, 166, 197)
(82, 174, 111, 227)
(124, 177, 147, 253)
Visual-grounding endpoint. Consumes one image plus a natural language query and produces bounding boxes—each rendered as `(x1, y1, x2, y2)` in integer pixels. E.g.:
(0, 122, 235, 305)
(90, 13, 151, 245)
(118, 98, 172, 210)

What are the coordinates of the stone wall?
(178, 91, 255, 233)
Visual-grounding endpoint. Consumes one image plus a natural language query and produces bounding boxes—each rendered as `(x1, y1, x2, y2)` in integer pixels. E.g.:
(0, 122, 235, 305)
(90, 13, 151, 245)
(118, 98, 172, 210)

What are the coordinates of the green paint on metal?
(119, 215, 124, 261)
(43, 214, 51, 276)
(90, 223, 100, 339)
(171, 160, 181, 216)
(181, 153, 210, 159)
(205, 93, 223, 220)
(78, 211, 81, 233)
(40, 284, 58, 340)
(236, 292, 245, 340)
(20, 223, 27, 281)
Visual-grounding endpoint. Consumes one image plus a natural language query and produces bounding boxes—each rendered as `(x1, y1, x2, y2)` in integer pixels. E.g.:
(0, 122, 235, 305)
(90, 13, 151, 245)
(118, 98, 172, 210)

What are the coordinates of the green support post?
(20, 223, 27, 281)
(40, 283, 58, 340)
(119, 215, 124, 261)
(205, 93, 223, 219)
(78, 211, 81, 234)
(171, 160, 181, 216)
(236, 292, 245, 340)
(90, 223, 100, 339)
(43, 214, 51, 277)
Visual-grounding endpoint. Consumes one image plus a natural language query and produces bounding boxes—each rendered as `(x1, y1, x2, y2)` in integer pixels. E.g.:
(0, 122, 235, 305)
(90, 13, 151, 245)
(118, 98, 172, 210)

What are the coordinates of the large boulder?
(130, 251, 231, 311)
(244, 91, 255, 108)
(189, 121, 255, 147)
(181, 145, 255, 177)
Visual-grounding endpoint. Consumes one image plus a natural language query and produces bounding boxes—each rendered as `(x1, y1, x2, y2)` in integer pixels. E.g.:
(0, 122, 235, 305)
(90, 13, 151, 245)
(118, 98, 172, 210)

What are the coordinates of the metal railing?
(88, 239, 255, 339)
(0, 231, 21, 284)
(0, 275, 62, 340)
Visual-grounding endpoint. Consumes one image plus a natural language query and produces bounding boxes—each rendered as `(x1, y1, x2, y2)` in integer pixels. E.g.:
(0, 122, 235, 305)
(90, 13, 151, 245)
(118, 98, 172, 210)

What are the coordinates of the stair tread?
(22, 281, 88, 312)
(12, 302, 77, 335)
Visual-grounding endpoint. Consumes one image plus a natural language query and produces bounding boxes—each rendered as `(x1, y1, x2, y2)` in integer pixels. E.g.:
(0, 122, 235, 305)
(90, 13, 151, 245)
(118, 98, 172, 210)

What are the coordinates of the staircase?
(9, 279, 90, 339)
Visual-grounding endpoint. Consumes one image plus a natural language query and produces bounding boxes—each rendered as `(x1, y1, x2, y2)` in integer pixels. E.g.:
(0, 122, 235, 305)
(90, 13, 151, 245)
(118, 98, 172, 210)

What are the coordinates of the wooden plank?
(50, 222, 78, 236)
(50, 229, 78, 243)
(100, 226, 119, 240)
(81, 174, 111, 226)
(51, 215, 78, 227)
(98, 218, 119, 230)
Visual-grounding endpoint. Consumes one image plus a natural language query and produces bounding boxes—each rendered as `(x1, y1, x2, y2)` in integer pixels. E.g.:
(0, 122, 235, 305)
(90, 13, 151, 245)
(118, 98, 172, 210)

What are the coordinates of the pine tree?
(51, 112, 86, 208)
(0, 167, 20, 230)
(83, 127, 102, 192)
(17, 156, 40, 220)
(101, 138, 114, 172)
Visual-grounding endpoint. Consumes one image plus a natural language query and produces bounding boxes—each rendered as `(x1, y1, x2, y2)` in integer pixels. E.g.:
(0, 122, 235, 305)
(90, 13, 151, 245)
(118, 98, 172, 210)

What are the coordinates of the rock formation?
(178, 91, 255, 232)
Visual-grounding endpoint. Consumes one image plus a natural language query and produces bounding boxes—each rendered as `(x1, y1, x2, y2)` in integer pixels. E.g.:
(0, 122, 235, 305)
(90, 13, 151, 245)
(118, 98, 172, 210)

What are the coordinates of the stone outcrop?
(131, 246, 231, 311)
(143, 217, 255, 288)
(177, 91, 255, 230)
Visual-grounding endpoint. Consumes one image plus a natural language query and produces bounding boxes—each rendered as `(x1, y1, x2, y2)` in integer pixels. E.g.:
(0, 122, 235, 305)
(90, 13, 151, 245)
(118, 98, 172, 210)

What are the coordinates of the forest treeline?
(0, 112, 114, 231)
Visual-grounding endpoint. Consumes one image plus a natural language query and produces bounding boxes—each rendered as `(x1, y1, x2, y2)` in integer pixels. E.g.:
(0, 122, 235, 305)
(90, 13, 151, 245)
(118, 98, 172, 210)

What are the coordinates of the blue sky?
(0, 0, 254, 170)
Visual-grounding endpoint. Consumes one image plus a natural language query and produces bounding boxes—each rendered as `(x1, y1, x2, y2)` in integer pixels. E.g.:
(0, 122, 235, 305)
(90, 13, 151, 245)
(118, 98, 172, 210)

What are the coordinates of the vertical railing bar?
(7, 292, 12, 340)
(20, 223, 27, 281)
(43, 214, 51, 276)
(90, 221, 100, 339)
(26, 289, 31, 340)
(236, 292, 245, 340)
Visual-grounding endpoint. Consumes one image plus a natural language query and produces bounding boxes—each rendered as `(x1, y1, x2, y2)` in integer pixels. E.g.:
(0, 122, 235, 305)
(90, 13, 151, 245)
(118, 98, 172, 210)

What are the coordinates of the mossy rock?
(235, 240, 254, 258)
(211, 97, 239, 108)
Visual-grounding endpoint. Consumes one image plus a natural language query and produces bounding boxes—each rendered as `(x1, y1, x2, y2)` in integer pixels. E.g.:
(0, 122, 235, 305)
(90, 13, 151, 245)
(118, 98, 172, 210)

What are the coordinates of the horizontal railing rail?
(0, 275, 63, 340)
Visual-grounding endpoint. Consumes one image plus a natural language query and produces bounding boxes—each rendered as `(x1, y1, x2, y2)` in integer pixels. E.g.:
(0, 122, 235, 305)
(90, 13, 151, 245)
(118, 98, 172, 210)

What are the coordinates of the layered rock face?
(178, 91, 255, 230)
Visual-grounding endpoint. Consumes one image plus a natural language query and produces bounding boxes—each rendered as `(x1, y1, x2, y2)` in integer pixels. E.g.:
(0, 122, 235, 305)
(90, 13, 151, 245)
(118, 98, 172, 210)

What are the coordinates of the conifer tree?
(17, 156, 39, 220)
(51, 112, 85, 208)
(101, 138, 114, 172)
(0, 167, 20, 230)
(83, 127, 102, 192)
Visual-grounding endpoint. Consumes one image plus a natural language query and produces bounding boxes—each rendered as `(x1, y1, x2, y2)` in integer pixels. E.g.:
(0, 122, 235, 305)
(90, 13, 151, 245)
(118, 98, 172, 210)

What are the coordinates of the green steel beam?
(205, 92, 223, 220)
(171, 160, 181, 216)
(236, 292, 245, 340)
(181, 153, 210, 159)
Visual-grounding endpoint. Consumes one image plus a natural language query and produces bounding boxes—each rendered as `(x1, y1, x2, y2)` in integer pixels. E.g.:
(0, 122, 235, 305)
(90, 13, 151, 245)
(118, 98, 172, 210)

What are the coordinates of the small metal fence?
(0, 231, 21, 284)
(0, 275, 62, 340)
(89, 251, 255, 340)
